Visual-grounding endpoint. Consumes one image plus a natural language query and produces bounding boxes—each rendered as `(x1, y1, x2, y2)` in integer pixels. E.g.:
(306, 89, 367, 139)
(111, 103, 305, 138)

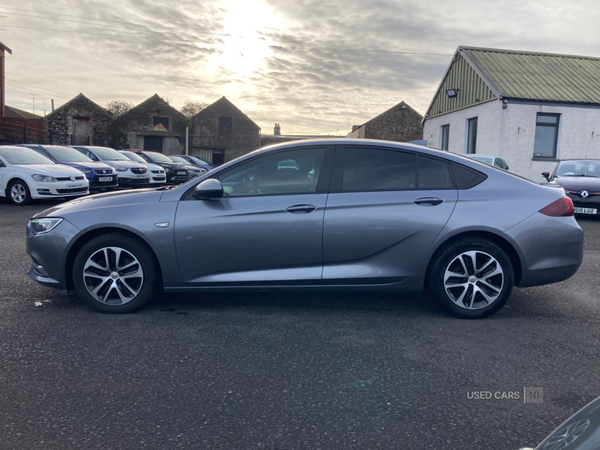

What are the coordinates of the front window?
(219, 117, 232, 131)
(153, 116, 169, 131)
(556, 160, 600, 177)
(46, 146, 93, 163)
(466, 117, 478, 154)
(120, 151, 147, 163)
(144, 152, 174, 163)
(217, 148, 325, 197)
(0, 147, 55, 165)
(169, 156, 191, 165)
(440, 125, 449, 151)
(533, 113, 560, 159)
(88, 147, 130, 161)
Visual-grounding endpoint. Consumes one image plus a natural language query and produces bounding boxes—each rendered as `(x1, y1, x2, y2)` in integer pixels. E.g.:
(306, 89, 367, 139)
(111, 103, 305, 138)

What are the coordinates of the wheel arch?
(5, 176, 31, 197)
(424, 230, 523, 288)
(64, 226, 164, 291)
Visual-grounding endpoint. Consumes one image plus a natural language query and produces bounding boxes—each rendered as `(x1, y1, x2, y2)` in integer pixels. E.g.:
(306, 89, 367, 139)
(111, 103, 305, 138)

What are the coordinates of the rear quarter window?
(450, 162, 487, 189)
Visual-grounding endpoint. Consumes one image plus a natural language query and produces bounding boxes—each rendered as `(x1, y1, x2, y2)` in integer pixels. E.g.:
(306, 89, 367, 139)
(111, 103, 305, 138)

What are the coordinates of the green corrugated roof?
(461, 46, 600, 104)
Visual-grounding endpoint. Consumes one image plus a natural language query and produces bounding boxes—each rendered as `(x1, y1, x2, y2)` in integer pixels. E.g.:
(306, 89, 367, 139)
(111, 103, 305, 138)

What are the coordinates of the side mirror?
(541, 171, 551, 181)
(193, 178, 223, 200)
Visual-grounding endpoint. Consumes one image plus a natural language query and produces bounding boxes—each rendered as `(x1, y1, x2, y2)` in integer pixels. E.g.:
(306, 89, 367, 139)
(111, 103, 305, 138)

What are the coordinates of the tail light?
(539, 197, 574, 217)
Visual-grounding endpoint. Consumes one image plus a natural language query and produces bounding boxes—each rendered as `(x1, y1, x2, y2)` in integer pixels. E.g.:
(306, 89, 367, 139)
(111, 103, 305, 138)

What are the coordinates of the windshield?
(169, 156, 191, 165)
(91, 147, 130, 161)
(189, 155, 211, 165)
(0, 147, 56, 165)
(556, 160, 600, 177)
(46, 146, 93, 163)
(145, 152, 174, 163)
(120, 151, 147, 163)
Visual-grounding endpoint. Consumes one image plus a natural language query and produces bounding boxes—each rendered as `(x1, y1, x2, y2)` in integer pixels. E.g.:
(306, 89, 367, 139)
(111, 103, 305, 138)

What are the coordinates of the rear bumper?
(506, 213, 584, 288)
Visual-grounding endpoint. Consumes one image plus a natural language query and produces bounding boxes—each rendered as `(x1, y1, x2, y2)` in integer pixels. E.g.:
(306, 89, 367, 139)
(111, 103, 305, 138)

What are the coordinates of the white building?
(423, 46, 600, 181)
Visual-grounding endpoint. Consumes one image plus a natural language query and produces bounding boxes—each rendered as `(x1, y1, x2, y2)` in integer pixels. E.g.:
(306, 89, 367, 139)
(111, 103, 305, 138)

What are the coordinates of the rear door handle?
(286, 204, 317, 214)
(414, 197, 444, 206)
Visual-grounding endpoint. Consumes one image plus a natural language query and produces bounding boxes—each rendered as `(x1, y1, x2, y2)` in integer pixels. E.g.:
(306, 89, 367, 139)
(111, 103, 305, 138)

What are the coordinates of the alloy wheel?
(83, 246, 144, 305)
(443, 250, 504, 310)
(10, 183, 27, 204)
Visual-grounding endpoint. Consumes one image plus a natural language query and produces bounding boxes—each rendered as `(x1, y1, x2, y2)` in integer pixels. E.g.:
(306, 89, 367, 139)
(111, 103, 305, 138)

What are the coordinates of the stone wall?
(190, 97, 260, 163)
(44, 94, 116, 147)
(362, 101, 423, 142)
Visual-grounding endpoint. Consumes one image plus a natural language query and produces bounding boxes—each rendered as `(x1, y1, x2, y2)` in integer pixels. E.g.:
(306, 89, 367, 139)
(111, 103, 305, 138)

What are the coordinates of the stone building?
(116, 94, 186, 154)
(349, 101, 423, 142)
(190, 97, 260, 164)
(44, 93, 115, 146)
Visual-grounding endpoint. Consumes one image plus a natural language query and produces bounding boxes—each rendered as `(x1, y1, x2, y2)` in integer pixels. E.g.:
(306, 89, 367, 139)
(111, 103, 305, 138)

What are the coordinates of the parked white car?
(117, 150, 166, 184)
(0, 146, 89, 205)
(464, 154, 512, 172)
(72, 146, 151, 187)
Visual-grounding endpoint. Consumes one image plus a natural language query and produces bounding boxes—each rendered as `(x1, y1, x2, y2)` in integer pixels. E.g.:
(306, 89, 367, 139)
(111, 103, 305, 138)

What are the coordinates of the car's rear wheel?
(430, 237, 514, 318)
(73, 233, 159, 313)
(8, 179, 32, 205)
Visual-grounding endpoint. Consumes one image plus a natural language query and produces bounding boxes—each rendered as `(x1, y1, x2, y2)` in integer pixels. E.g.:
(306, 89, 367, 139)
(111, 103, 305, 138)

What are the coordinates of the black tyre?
(430, 237, 514, 318)
(8, 179, 32, 205)
(73, 233, 160, 313)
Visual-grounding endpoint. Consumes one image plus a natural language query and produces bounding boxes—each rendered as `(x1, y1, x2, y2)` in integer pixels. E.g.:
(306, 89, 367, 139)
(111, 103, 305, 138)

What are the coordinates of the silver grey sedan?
(26, 140, 583, 318)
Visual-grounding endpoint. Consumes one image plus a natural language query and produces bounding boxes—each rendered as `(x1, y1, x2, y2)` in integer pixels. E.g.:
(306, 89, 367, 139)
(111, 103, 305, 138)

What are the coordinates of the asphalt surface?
(1, 197, 600, 450)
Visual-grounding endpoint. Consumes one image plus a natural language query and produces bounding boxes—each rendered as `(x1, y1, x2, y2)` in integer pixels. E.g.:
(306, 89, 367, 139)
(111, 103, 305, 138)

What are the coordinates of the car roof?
(464, 154, 499, 159)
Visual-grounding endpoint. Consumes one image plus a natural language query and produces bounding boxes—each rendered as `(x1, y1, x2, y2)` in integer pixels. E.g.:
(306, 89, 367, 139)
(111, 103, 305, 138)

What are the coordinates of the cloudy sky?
(1, 0, 599, 135)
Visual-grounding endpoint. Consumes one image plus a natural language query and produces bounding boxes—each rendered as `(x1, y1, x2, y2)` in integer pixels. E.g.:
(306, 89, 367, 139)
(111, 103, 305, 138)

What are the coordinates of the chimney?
(352, 125, 360, 132)
(0, 41, 13, 119)
(51, 99, 55, 111)
(274, 123, 281, 136)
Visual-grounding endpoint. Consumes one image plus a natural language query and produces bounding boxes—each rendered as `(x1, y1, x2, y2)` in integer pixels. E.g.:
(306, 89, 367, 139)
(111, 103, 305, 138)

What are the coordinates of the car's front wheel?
(73, 233, 159, 313)
(430, 237, 514, 318)
(8, 179, 32, 205)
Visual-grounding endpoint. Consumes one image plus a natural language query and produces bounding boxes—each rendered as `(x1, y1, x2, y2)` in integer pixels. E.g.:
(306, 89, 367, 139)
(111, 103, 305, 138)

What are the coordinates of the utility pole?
(29, 93, 39, 116)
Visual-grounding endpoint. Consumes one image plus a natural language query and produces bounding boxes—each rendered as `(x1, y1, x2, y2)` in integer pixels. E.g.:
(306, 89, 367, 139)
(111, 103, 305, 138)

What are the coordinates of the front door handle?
(286, 204, 317, 214)
(414, 197, 444, 206)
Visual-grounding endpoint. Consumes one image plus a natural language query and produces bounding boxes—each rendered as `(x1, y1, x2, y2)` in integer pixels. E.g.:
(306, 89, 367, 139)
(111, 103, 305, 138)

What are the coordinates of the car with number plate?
(174, 154, 216, 172)
(19, 144, 118, 191)
(118, 150, 166, 185)
(0, 145, 89, 205)
(168, 155, 206, 178)
(71, 146, 150, 187)
(542, 159, 600, 216)
(26, 139, 583, 317)
(128, 150, 190, 184)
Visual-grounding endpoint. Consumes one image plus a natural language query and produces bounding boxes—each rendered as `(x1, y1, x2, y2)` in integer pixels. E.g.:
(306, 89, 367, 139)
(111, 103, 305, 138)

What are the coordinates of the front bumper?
(26, 218, 81, 290)
(166, 172, 190, 184)
(31, 180, 90, 199)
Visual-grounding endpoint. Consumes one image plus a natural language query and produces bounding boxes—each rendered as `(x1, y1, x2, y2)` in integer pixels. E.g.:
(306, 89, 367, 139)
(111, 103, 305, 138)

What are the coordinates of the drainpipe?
(185, 126, 189, 155)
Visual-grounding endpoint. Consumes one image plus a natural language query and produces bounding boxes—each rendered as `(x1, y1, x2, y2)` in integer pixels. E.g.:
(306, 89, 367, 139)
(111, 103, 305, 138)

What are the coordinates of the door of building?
(144, 136, 164, 152)
(73, 117, 90, 145)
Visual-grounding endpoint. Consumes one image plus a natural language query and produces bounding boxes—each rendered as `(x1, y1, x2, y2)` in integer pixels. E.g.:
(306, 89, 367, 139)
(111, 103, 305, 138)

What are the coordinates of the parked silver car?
(26, 139, 583, 317)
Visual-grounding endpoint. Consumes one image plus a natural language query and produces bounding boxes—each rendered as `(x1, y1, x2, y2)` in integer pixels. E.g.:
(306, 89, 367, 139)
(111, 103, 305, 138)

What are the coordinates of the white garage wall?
(424, 100, 600, 181)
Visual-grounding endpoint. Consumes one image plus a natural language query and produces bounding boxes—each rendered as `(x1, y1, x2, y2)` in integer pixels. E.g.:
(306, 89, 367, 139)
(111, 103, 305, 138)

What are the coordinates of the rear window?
(418, 156, 453, 189)
(339, 147, 417, 192)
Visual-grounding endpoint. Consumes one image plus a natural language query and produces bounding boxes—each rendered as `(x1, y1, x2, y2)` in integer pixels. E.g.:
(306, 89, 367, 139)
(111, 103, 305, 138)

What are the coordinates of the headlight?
(81, 170, 93, 178)
(165, 167, 173, 173)
(115, 166, 128, 172)
(28, 218, 63, 236)
(31, 174, 57, 182)
(198, 168, 207, 173)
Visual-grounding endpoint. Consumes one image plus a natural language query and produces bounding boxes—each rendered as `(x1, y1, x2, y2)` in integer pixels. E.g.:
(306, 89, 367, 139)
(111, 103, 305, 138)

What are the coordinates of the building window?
(219, 117, 232, 131)
(533, 113, 560, 159)
(466, 117, 478, 154)
(153, 116, 169, 131)
(440, 125, 449, 151)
